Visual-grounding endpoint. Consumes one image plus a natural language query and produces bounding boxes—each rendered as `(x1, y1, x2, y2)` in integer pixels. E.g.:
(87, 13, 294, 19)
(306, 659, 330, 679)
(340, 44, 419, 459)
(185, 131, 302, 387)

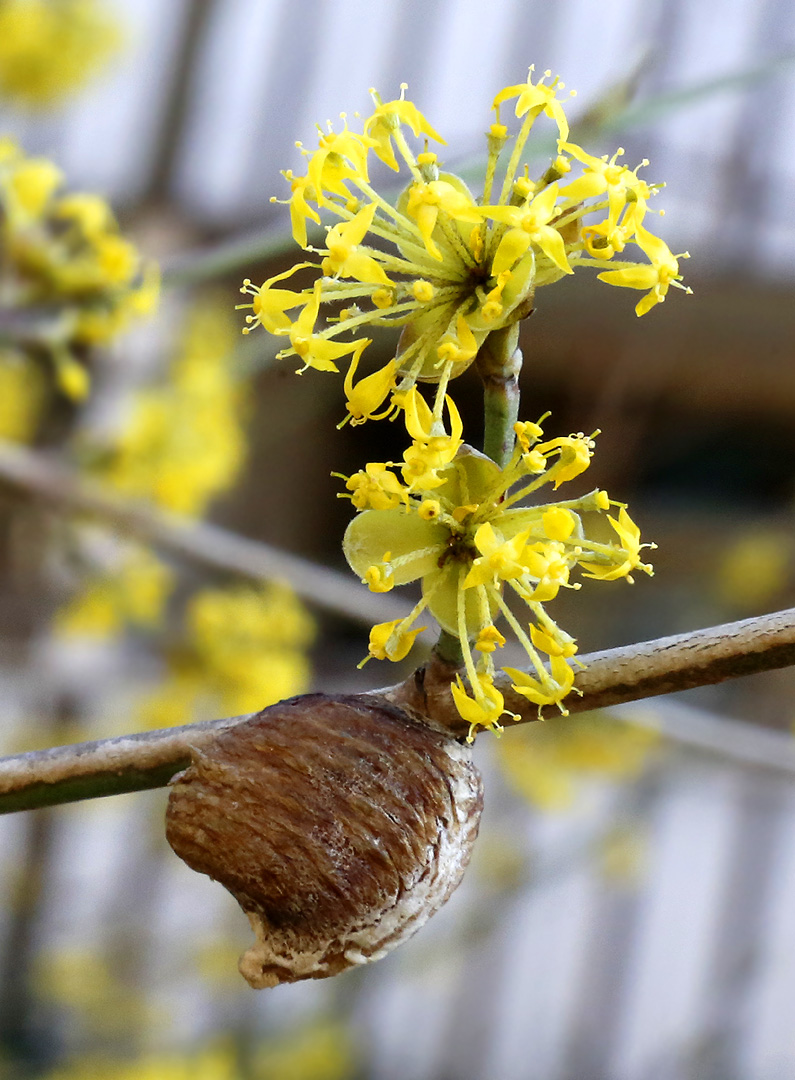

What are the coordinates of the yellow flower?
(138, 581, 314, 726)
(364, 554, 395, 593)
(0, 140, 157, 395)
(365, 86, 445, 170)
(503, 653, 576, 711)
(242, 70, 687, 430)
(2, 154, 63, 223)
(54, 546, 174, 641)
(451, 671, 515, 740)
(716, 529, 793, 609)
(493, 67, 573, 143)
(342, 354, 397, 426)
(339, 461, 408, 510)
(579, 506, 655, 583)
(475, 625, 506, 652)
(405, 178, 482, 260)
(536, 432, 596, 487)
(367, 618, 425, 661)
(597, 223, 691, 316)
(463, 522, 534, 588)
(238, 265, 311, 334)
(483, 182, 573, 276)
(436, 313, 480, 369)
(280, 170, 321, 248)
(280, 285, 369, 374)
(306, 116, 371, 208)
(0, 348, 46, 442)
(343, 412, 652, 734)
(0, 0, 121, 109)
(321, 202, 392, 284)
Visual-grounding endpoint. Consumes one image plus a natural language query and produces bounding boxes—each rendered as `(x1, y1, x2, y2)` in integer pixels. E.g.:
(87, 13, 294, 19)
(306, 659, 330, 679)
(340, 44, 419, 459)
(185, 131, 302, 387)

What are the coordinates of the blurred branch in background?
(0, 437, 413, 629)
(0, 606, 793, 814)
(610, 48, 795, 132)
(616, 698, 795, 776)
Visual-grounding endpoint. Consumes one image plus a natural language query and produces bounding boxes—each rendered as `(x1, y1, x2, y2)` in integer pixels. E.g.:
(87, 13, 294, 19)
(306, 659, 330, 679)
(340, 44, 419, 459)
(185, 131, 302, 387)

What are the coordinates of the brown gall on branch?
(166, 694, 483, 987)
(0, 606, 793, 815)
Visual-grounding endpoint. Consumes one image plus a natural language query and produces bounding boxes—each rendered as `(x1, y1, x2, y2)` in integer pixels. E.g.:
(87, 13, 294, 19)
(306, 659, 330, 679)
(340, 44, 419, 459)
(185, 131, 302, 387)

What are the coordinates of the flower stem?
(477, 323, 523, 468)
(432, 325, 525, 664)
(434, 629, 464, 667)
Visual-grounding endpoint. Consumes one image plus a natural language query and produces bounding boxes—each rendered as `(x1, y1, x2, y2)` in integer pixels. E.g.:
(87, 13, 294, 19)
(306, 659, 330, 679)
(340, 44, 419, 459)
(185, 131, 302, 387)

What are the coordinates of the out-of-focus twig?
(612, 699, 795, 776)
(0, 607, 793, 814)
(161, 223, 321, 288)
(0, 438, 413, 628)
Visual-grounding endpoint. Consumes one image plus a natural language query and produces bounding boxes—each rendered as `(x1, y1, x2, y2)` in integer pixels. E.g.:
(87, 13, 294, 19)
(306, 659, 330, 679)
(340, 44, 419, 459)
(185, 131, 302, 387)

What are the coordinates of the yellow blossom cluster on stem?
(342, 403, 655, 739)
(241, 69, 670, 736)
(0, 0, 120, 109)
(238, 69, 690, 429)
(0, 138, 158, 401)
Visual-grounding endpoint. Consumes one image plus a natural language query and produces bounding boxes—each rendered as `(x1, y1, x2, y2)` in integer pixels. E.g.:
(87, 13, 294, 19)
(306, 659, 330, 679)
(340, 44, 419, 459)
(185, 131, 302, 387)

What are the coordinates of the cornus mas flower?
(238, 69, 690, 425)
(342, 410, 655, 739)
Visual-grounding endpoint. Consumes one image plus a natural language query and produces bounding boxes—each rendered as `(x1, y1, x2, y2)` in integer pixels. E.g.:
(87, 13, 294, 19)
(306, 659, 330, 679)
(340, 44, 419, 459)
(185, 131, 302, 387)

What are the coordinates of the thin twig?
(612, 699, 795, 777)
(161, 223, 300, 288)
(0, 439, 412, 628)
(0, 607, 793, 814)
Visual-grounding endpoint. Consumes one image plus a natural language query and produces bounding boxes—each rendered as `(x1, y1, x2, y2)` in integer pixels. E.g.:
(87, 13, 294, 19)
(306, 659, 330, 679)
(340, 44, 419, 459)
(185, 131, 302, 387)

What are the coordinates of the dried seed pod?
(166, 692, 483, 988)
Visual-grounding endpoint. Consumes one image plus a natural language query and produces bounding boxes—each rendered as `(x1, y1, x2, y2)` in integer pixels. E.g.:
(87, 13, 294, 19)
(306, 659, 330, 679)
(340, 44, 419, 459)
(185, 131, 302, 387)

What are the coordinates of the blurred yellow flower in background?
(98, 301, 246, 517)
(0, 139, 158, 400)
(54, 546, 174, 640)
(0, 0, 121, 109)
(48, 295, 314, 730)
(139, 582, 314, 727)
(497, 710, 659, 811)
(716, 527, 793, 611)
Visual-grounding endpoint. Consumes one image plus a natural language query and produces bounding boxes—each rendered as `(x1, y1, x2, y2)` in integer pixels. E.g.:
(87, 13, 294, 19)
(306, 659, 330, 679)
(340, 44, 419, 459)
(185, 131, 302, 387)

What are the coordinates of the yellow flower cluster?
(52, 297, 314, 730)
(140, 582, 314, 726)
(497, 710, 659, 810)
(54, 544, 173, 640)
(98, 301, 247, 516)
(0, 0, 120, 108)
(0, 138, 158, 400)
(242, 71, 668, 736)
(239, 69, 689, 426)
(343, 402, 654, 738)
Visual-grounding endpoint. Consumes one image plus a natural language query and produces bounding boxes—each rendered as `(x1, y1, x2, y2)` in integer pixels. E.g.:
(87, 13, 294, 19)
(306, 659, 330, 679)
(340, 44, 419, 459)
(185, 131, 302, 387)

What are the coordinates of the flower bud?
(166, 693, 483, 988)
